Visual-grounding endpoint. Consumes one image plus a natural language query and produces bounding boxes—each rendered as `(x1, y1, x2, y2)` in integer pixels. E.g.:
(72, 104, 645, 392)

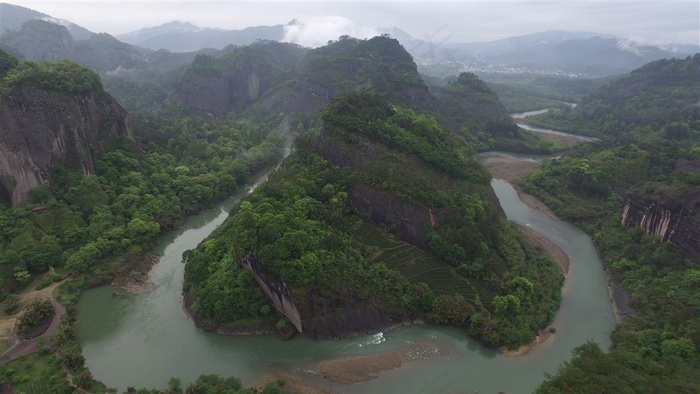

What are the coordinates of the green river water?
(77, 131, 616, 393)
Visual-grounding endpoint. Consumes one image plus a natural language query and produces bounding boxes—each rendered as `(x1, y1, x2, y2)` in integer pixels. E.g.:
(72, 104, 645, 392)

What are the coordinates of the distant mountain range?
(1, 2, 698, 77)
(116, 20, 286, 52)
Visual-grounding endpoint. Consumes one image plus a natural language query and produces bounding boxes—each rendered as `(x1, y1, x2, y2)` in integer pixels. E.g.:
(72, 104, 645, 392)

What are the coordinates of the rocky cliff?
(0, 85, 133, 206)
(171, 42, 306, 118)
(240, 255, 302, 332)
(0, 20, 143, 72)
(621, 190, 700, 262)
(241, 252, 409, 338)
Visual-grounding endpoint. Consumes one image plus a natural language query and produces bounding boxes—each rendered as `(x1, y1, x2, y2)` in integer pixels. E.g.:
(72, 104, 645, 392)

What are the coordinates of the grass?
(52, 278, 85, 307)
(3, 353, 68, 393)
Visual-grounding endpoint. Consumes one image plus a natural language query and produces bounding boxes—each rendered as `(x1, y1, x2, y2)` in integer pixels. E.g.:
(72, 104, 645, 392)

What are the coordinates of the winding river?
(77, 115, 616, 393)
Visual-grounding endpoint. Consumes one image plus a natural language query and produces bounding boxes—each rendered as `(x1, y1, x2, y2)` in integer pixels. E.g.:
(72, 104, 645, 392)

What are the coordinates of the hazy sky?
(3, 1, 700, 47)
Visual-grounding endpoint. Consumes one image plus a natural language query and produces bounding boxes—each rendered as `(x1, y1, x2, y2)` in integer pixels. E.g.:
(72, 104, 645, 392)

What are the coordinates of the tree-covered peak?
(302, 34, 428, 101)
(1, 58, 102, 94)
(322, 89, 487, 182)
(530, 54, 700, 139)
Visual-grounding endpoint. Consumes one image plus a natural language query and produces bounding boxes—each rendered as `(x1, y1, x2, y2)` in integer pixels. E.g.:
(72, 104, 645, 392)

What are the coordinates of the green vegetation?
(0, 109, 285, 292)
(480, 73, 603, 113)
(303, 35, 426, 102)
(0, 46, 292, 392)
(525, 54, 700, 139)
(531, 55, 700, 391)
(15, 298, 53, 335)
(432, 72, 565, 154)
(322, 89, 485, 180)
(0, 352, 73, 394)
(1, 58, 102, 94)
(0, 48, 19, 80)
(187, 90, 563, 348)
(124, 374, 284, 394)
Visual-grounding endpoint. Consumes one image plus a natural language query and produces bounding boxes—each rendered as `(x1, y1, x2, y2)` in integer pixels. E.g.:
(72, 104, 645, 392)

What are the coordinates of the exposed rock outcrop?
(300, 287, 409, 339)
(0, 86, 133, 206)
(172, 43, 306, 118)
(0, 19, 73, 61)
(240, 255, 303, 333)
(621, 191, 700, 261)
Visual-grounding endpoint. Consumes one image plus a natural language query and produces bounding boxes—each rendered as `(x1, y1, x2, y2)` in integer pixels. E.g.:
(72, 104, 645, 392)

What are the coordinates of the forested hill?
(0, 50, 132, 207)
(171, 40, 307, 118)
(528, 54, 700, 139)
(184, 89, 563, 346)
(171, 35, 537, 153)
(524, 56, 700, 392)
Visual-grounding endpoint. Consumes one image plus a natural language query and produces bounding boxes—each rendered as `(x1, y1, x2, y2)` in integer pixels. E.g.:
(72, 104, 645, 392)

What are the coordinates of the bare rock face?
(0, 19, 74, 61)
(621, 191, 700, 262)
(0, 86, 133, 206)
(240, 255, 303, 333)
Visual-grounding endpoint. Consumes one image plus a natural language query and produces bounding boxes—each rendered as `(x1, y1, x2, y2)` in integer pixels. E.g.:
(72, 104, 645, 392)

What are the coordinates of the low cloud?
(283, 16, 378, 48)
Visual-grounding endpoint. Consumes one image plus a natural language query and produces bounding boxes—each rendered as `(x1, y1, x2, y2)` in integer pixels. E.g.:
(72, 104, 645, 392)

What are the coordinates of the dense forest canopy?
(0, 18, 697, 391)
(529, 54, 700, 392)
(526, 54, 700, 140)
(185, 90, 563, 348)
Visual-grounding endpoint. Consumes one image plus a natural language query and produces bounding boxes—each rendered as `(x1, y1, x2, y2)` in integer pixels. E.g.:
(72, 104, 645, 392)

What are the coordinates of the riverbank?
(254, 340, 452, 392)
(482, 155, 569, 275)
(318, 341, 452, 384)
(482, 154, 571, 357)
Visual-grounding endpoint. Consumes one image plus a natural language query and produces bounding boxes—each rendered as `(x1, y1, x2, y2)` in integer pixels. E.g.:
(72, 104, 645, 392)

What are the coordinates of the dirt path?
(0, 278, 69, 364)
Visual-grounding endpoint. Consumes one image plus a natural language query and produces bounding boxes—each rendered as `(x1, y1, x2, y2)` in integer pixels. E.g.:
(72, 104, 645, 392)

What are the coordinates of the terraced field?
(348, 216, 495, 303)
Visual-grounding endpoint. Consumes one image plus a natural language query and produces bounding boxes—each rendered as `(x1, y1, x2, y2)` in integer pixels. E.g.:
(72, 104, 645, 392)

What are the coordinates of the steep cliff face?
(621, 191, 700, 261)
(172, 43, 306, 118)
(240, 255, 302, 332)
(171, 72, 232, 118)
(241, 252, 409, 338)
(0, 86, 133, 206)
(0, 19, 74, 61)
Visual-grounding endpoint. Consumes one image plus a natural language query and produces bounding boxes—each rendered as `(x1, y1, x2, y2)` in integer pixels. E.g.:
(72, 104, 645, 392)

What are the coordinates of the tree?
(20, 235, 63, 272)
(492, 294, 521, 317)
(16, 298, 54, 335)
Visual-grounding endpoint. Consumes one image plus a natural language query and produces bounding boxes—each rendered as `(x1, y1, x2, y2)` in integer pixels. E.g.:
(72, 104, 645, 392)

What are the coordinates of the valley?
(0, 2, 698, 393)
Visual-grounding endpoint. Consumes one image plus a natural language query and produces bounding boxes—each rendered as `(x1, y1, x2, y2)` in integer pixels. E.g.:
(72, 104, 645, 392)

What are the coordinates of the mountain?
(0, 2, 48, 32)
(171, 41, 307, 118)
(0, 2, 92, 40)
(117, 21, 286, 52)
(0, 50, 133, 207)
(0, 19, 141, 71)
(525, 55, 700, 393)
(409, 30, 699, 77)
(180, 36, 563, 345)
(172, 35, 540, 154)
(184, 89, 563, 343)
(522, 54, 699, 258)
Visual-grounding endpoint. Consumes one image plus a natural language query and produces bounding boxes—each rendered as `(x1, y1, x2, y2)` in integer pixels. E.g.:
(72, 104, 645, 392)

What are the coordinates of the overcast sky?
(4, 1, 700, 47)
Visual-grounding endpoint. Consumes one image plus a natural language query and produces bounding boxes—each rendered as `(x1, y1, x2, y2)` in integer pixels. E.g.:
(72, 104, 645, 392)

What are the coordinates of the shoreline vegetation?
(249, 141, 583, 391)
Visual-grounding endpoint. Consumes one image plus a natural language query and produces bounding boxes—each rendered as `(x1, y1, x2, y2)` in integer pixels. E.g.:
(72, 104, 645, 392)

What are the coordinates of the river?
(512, 108, 599, 143)
(77, 120, 616, 393)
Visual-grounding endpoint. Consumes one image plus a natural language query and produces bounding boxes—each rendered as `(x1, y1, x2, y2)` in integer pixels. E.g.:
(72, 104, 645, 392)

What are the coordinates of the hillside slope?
(184, 90, 563, 347)
(525, 55, 700, 392)
(0, 51, 133, 206)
